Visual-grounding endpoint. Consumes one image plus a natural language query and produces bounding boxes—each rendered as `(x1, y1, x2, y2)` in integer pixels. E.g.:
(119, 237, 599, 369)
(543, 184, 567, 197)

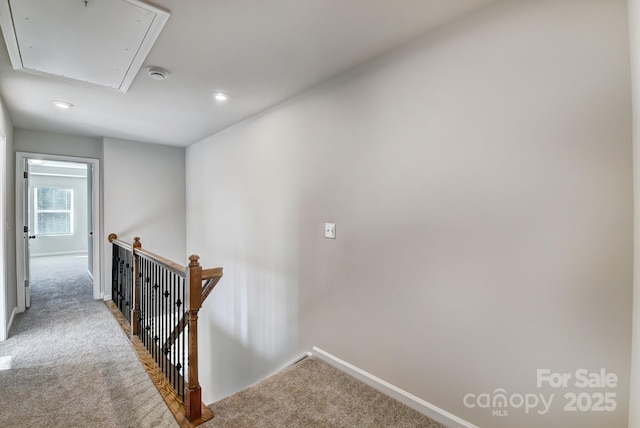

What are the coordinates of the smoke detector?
(147, 66, 169, 80)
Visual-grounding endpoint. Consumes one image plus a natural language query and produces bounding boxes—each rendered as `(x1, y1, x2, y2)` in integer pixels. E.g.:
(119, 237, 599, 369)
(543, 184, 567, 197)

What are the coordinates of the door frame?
(0, 133, 6, 340)
(15, 152, 101, 312)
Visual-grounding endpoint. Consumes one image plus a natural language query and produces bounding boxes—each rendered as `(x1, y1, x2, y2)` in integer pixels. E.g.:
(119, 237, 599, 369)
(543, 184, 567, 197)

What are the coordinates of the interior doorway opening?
(26, 159, 90, 308)
(15, 153, 101, 314)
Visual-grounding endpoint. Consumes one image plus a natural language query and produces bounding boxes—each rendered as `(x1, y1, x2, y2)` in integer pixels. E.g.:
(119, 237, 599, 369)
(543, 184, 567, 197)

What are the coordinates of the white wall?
(186, 1, 633, 427)
(103, 138, 186, 298)
(627, 0, 640, 426)
(14, 128, 103, 159)
(0, 95, 13, 340)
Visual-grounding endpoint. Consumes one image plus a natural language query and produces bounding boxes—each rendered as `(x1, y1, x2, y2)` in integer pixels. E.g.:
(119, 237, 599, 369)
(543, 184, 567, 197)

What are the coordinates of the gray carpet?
(1, 255, 448, 428)
(0, 255, 177, 428)
(202, 357, 448, 428)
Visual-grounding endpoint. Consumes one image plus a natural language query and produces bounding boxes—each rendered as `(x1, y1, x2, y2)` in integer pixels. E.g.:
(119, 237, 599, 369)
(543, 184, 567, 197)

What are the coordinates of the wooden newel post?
(131, 237, 142, 336)
(185, 254, 203, 421)
(108, 234, 118, 307)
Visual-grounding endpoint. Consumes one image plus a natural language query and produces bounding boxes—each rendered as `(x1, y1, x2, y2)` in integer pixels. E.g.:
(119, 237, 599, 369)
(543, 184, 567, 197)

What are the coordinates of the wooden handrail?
(108, 233, 132, 251)
(136, 248, 187, 276)
(202, 267, 223, 280)
(109, 235, 185, 275)
(107, 233, 222, 426)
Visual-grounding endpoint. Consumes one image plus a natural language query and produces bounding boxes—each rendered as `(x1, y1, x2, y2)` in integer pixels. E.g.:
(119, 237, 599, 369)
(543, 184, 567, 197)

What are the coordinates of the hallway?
(0, 255, 176, 427)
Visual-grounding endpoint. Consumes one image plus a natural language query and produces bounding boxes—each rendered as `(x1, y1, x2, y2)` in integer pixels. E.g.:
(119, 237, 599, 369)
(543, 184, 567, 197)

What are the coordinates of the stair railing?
(108, 233, 223, 426)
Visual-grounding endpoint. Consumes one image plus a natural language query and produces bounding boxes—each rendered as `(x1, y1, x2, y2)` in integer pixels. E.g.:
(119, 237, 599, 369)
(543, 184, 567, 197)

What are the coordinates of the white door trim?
(0, 133, 6, 340)
(15, 152, 102, 313)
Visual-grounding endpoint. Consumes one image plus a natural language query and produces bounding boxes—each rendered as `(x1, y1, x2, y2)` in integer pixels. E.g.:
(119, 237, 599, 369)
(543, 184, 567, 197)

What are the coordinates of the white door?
(87, 164, 93, 277)
(22, 158, 32, 309)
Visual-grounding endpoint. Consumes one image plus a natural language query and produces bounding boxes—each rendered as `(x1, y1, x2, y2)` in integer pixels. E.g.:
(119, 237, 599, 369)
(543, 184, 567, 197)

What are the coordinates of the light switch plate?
(324, 223, 336, 239)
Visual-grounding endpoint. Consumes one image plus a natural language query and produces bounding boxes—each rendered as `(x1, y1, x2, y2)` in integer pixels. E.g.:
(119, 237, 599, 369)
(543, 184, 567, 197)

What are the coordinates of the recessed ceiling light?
(52, 100, 73, 109)
(212, 91, 230, 102)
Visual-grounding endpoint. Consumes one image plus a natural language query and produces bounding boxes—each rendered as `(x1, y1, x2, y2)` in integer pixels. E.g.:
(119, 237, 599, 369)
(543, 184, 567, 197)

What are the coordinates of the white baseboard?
(31, 251, 88, 258)
(103, 293, 111, 301)
(312, 346, 478, 428)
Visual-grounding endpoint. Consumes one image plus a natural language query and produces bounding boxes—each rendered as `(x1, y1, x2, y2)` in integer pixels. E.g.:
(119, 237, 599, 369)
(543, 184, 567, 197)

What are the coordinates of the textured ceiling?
(0, 0, 496, 147)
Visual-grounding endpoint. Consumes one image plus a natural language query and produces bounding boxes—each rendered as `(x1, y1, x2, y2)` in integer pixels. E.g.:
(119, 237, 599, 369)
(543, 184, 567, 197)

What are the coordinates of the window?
(34, 188, 73, 235)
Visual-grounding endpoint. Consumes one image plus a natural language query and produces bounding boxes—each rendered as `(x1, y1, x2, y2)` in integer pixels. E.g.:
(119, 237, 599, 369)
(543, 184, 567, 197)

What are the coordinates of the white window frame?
(33, 187, 74, 236)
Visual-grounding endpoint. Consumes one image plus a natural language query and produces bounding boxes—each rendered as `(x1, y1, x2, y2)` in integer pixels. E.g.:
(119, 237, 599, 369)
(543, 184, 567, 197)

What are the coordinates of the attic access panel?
(0, 0, 169, 92)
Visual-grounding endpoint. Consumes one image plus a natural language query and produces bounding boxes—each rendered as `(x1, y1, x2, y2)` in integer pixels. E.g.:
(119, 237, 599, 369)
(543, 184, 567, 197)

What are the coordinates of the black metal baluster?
(123, 251, 127, 314)
(150, 259, 154, 358)
(138, 252, 142, 338)
(166, 271, 170, 386)
(123, 252, 127, 320)
(152, 260, 156, 364)
(124, 252, 129, 322)
(141, 258, 145, 346)
(127, 251, 131, 320)
(141, 257, 146, 346)
(136, 256, 141, 341)
(168, 270, 173, 381)
(111, 244, 117, 305)
(141, 257, 145, 347)
(124, 252, 127, 320)
(146, 258, 150, 351)
(178, 274, 182, 396)
(168, 271, 172, 387)
(121, 256, 126, 314)
(119, 257, 124, 313)
(150, 258, 154, 356)
(173, 272, 177, 391)
(157, 263, 162, 372)
(146, 260, 153, 352)
(162, 267, 166, 376)
(158, 264, 162, 373)
(150, 259, 155, 360)
(181, 275, 186, 400)
(172, 271, 176, 390)
(153, 263, 160, 364)
(157, 262, 161, 368)
(117, 255, 121, 310)
(177, 274, 182, 399)
(145, 258, 151, 352)
(171, 271, 176, 391)
(128, 250, 132, 322)
(117, 254, 121, 311)
(113, 247, 117, 307)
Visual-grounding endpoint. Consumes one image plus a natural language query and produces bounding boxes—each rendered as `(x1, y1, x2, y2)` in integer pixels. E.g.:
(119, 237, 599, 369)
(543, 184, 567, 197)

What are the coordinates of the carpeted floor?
(0, 255, 177, 428)
(1, 255, 448, 428)
(202, 356, 447, 428)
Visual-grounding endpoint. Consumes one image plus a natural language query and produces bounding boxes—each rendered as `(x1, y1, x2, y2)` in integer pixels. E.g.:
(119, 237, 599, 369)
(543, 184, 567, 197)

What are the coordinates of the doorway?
(15, 153, 101, 313)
